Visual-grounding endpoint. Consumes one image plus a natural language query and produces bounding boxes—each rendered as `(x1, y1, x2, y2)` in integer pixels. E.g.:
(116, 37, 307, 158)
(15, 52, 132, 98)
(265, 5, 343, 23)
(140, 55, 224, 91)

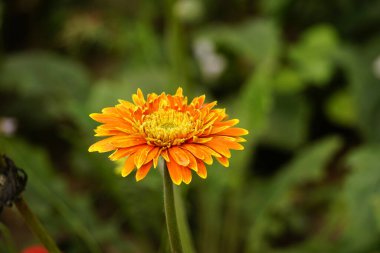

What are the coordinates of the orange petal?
(153, 148, 163, 168)
(134, 145, 154, 168)
(94, 124, 129, 136)
(182, 144, 205, 160)
(181, 167, 192, 184)
(136, 161, 152, 181)
(217, 127, 249, 136)
(111, 136, 147, 148)
(196, 160, 207, 179)
(101, 107, 119, 115)
(132, 88, 146, 106)
(88, 136, 119, 153)
(175, 87, 183, 96)
(168, 146, 190, 166)
(197, 145, 222, 158)
(191, 136, 213, 143)
(117, 99, 135, 109)
(109, 145, 145, 161)
(122, 154, 136, 177)
(201, 101, 217, 112)
(210, 125, 231, 135)
(166, 160, 182, 185)
(216, 156, 229, 167)
(195, 145, 215, 165)
(190, 95, 205, 108)
(161, 149, 170, 162)
(234, 137, 247, 142)
(144, 147, 160, 166)
(213, 119, 239, 128)
(180, 148, 198, 171)
(90, 113, 123, 124)
(212, 136, 245, 150)
(203, 139, 231, 158)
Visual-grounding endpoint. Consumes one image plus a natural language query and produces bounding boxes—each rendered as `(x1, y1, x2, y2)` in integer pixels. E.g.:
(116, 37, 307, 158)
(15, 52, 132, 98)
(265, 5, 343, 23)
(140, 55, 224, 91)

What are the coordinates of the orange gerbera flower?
(89, 88, 248, 185)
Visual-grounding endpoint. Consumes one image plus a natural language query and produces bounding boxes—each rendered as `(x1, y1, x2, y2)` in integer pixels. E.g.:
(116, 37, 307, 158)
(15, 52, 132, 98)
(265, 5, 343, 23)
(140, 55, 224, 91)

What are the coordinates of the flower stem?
(15, 196, 61, 253)
(163, 163, 183, 253)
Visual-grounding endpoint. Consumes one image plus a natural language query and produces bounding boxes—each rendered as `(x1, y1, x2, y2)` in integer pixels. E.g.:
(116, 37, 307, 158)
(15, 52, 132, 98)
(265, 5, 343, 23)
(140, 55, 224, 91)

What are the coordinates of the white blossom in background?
(373, 55, 380, 80)
(0, 117, 17, 136)
(193, 38, 227, 82)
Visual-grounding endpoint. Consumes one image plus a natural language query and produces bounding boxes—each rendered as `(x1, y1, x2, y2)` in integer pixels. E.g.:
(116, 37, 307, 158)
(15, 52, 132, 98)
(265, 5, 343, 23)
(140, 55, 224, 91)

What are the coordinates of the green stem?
(163, 163, 183, 253)
(15, 196, 61, 253)
(173, 187, 195, 253)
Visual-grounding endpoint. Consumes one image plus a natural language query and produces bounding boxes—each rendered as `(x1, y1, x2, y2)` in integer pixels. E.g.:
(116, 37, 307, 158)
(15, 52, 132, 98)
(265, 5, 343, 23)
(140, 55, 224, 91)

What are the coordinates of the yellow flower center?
(141, 109, 195, 147)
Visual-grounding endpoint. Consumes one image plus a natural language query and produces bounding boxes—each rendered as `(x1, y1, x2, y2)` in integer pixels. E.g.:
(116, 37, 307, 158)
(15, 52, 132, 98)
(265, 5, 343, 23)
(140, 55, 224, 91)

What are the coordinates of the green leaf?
(0, 52, 90, 124)
(261, 94, 310, 149)
(325, 88, 357, 127)
(274, 67, 304, 94)
(238, 61, 275, 138)
(0, 51, 89, 100)
(199, 18, 281, 64)
(289, 25, 339, 85)
(246, 136, 342, 252)
(336, 145, 380, 253)
(337, 37, 380, 143)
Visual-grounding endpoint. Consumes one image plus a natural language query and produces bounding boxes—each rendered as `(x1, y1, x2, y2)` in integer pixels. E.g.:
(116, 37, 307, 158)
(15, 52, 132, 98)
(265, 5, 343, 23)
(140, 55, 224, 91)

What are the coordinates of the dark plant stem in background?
(15, 196, 61, 253)
(165, 0, 188, 89)
(163, 163, 183, 253)
(0, 222, 17, 253)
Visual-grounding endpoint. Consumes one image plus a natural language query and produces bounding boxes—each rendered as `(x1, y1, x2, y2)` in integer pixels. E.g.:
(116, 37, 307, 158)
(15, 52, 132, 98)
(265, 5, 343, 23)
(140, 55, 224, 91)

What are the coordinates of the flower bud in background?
(173, 0, 204, 24)
(0, 117, 17, 137)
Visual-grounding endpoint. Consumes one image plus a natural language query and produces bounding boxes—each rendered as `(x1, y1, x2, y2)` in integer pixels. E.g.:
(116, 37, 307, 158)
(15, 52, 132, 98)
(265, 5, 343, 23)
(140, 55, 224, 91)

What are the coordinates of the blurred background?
(0, 0, 380, 252)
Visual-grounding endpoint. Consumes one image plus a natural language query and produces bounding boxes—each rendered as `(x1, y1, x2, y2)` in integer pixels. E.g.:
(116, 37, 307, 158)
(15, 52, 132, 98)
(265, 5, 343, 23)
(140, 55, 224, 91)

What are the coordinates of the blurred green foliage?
(0, 0, 380, 252)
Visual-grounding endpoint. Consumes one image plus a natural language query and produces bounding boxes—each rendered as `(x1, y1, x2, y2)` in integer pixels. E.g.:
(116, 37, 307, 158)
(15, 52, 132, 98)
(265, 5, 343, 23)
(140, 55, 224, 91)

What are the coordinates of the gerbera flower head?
(89, 87, 248, 185)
